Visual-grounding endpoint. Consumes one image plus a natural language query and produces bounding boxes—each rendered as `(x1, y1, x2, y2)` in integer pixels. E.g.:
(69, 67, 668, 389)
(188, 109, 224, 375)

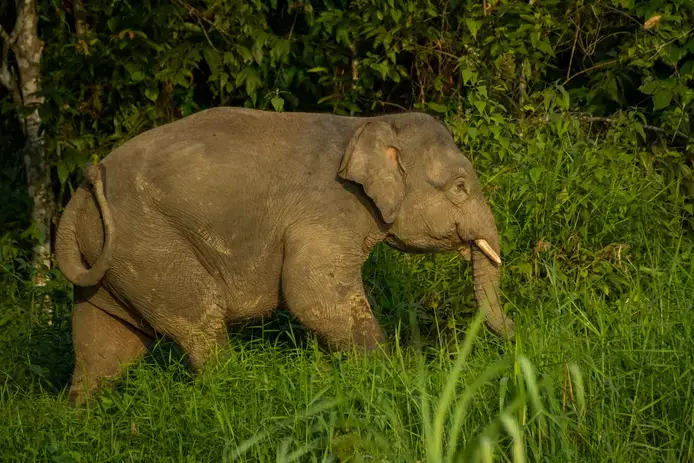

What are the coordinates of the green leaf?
(204, 48, 221, 72)
(681, 60, 694, 77)
(282, 66, 297, 86)
(174, 71, 190, 88)
(107, 18, 119, 32)
(307, 67, 328, 73)
(237, 45, 253, 63)
(427, 102, 447, 113)
(57, 161, 69, 185)
(653, 90, 672, 110)
(529, 167, 543, 184)
(236, 67, 250, 86)
(252, 42, 264, 64)
(244, 69, 261, 96)
(664, 43, 685, 66)
(271, 97, 285, 112)
(515, 263, 533, 279)
(145, 87, 159, 102)
(537, 40, 554, 56)
(640, 80, 659, 95)
(466, 19, 481, 39)
(633, 122, 646, 141)
(317, 94, 338, 105)
(370, 62, 389, 80)
(557, 85, 571, 109)
(387, 67, 401, 83)
(275, 39, 291, 59)
(530, 30, 539, 49)
(605, 78, 619, 102)
(543, 88, 555, 110)
(336, 27, 350, 47)
(130, 71, 145, 83)
(461, 68, 474, 85)
(223, 52, 235, 66)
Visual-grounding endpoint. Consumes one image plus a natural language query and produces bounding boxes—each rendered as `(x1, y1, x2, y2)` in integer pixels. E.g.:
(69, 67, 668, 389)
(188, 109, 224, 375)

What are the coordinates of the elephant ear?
(338, 121, 406, 223)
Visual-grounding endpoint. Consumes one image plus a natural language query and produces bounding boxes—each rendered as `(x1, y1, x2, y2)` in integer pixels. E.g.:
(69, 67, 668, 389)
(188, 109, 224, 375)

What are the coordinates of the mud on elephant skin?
(55, 107, 516, 404)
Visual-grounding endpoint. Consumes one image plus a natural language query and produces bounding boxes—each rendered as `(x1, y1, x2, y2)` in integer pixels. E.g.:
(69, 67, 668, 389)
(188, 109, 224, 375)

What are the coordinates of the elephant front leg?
(281, 236, 385, 352)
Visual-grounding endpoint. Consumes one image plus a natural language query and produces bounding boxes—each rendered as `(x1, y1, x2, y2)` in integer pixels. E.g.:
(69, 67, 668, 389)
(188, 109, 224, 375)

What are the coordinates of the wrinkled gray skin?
(55, 107, 515, 404)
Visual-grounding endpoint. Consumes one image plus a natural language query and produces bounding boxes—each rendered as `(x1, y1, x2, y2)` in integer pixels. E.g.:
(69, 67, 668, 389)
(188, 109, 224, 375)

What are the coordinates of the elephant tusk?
(474, 239, 501, 265)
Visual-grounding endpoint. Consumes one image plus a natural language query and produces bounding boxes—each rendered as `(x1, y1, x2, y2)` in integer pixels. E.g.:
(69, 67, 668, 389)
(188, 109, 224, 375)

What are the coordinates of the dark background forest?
(1, 0, 693, 461)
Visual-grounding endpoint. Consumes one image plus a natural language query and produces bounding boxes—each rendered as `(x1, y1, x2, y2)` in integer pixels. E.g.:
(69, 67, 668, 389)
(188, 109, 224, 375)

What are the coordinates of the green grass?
(1, 114, 693, 461)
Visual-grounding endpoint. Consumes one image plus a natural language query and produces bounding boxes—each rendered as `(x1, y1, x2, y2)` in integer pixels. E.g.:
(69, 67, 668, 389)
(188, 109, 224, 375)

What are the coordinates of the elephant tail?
(55, 164, 115, 287)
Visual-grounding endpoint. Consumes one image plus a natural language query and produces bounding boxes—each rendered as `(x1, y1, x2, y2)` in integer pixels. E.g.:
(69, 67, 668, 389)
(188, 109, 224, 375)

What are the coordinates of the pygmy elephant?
(55, 107, 515, 404)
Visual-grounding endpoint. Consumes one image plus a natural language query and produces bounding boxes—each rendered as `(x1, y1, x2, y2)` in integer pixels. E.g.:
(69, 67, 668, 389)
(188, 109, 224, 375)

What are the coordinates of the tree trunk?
(1, 0, 56, 314)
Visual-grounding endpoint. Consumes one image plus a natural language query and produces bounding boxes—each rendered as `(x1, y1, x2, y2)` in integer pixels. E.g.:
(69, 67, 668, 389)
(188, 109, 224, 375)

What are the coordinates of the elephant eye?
(447, 178, 468, 203)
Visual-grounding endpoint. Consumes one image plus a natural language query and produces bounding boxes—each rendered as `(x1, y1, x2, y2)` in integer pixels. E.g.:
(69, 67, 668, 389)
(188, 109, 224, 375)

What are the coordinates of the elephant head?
(338, 113, 516, 340)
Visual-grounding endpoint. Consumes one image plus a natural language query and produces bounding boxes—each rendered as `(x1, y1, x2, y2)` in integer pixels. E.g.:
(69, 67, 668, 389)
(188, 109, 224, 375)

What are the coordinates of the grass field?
(1, 113, 693, 461)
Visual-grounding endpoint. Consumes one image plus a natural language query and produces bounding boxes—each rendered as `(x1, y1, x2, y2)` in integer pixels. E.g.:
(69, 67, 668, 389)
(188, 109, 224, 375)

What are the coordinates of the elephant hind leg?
(68, 297, 153, 405)
(175, 313, 229, 373)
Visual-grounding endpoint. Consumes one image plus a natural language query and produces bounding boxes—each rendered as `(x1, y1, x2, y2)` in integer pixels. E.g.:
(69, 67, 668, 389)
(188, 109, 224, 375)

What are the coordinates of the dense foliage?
(2, 0, 692, 243)
(1, 0, 693, 461)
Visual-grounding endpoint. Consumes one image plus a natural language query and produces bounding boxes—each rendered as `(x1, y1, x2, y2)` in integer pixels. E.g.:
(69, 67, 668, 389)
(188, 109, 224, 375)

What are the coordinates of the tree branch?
(3, 0, 27, 46)
(566, 12, 580, 81)
(525, 113, 692, 143)
(563, 60, 616, 85)
(0, 16, 20, 45)
(0, 31, 23, 110)
(0, 24, 10, 43)
(578, 114, 691, 142)
(173, 0, 233, 42)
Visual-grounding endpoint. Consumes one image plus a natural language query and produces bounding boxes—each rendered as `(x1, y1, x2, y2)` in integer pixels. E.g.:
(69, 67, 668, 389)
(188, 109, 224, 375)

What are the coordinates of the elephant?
(55, 107, 515, 404)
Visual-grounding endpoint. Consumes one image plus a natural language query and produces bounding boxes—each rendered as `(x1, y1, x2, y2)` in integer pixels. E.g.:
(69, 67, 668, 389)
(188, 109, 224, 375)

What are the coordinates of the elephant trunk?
(460, 210, 515, 341)
(471, 245, 515, 340)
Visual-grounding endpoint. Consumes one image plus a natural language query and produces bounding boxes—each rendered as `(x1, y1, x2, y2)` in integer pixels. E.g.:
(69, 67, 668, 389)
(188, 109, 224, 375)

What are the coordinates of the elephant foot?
(485, 314, 516, 342)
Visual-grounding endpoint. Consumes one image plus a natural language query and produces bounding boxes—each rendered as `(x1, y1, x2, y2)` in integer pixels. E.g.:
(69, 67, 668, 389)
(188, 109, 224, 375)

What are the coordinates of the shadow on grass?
(1, 312, 74, 397)
(2, 307, 321, 400)
(4, 288, 478, 403)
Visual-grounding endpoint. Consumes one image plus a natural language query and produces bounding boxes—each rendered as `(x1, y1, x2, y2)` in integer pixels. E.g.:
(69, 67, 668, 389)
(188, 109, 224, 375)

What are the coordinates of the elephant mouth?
(459, 239, 501, 265)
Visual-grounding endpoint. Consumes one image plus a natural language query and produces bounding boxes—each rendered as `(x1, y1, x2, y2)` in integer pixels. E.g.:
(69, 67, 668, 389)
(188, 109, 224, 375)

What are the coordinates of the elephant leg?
(68, 297, 153, 405)
(132, 287, 228, 372)
(173, 317, 229, 372)
(281, 231, 385, 352)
